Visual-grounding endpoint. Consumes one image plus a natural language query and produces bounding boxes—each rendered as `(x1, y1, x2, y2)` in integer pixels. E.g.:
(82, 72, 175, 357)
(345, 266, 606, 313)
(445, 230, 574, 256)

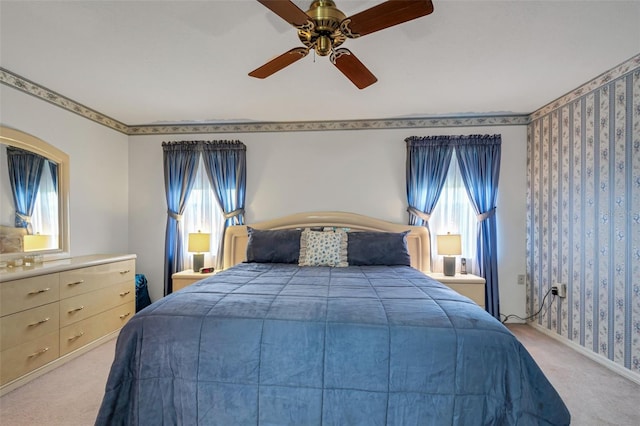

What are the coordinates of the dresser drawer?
(59, 260, 135, 298)
(0, 274, 60, 317)
(59, 280, 134, 327)
(0, 331, 59, 385)
(0, 302, 59, 351)
(60, 301, 135, 356)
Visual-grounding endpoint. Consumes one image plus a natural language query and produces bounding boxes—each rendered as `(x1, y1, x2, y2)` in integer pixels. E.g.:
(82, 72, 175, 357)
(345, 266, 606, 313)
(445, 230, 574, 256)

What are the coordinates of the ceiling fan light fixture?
(315, 35, 332, 56)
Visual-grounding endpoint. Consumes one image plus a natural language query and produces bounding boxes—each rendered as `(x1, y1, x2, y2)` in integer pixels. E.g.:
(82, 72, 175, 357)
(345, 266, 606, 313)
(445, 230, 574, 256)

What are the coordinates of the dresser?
(0, 254, 136, 395)
(172, 269, 216, 292)
(426, 272, 486, 308)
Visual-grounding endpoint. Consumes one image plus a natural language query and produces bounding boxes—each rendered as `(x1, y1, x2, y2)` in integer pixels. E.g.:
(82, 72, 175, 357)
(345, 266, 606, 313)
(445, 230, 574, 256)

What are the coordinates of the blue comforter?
(96, 263, 570, 425)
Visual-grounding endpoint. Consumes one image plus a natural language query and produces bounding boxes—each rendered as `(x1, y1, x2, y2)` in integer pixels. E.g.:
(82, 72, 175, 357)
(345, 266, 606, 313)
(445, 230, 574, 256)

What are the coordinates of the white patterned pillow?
(298, 228, 348, 267)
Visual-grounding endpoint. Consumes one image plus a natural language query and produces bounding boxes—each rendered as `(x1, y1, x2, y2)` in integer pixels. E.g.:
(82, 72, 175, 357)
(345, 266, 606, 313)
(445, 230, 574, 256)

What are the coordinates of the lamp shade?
(436, 233, 461, 256)
(188, 232, 210, 253)
(23, 234, 53, 252)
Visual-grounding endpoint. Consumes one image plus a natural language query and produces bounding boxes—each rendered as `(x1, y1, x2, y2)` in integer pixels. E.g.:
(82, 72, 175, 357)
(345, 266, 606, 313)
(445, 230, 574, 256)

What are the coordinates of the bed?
(96, 211, 570, 425)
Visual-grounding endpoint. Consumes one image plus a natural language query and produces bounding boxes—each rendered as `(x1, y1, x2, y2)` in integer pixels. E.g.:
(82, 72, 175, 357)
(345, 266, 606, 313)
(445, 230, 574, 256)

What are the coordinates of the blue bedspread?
(96, 263, 570, 425)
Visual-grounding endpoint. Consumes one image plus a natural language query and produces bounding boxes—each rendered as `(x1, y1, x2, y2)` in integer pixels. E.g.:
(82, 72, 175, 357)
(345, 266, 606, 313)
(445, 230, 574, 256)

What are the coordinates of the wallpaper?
(526, 60, 640, 375)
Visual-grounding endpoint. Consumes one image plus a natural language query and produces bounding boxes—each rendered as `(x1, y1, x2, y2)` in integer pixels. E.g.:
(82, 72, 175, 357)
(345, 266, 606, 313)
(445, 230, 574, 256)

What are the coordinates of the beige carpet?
(507, 324, 640, 426)
(0, 324, 638, 425)
(0, 337, 117, 425)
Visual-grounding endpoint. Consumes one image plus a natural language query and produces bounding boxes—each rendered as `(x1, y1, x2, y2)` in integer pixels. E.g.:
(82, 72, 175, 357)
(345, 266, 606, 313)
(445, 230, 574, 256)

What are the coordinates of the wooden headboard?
(222, 211, 431, 273)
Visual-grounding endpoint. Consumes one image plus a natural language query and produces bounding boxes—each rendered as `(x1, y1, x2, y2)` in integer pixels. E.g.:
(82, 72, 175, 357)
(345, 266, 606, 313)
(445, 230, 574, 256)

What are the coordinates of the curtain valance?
(405, 134, 501, 147)
(162, 140, 246, 151)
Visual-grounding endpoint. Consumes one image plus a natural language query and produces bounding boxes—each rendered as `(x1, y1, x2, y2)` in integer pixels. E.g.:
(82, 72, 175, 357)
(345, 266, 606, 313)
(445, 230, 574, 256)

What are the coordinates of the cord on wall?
(500, 288, 555, 324)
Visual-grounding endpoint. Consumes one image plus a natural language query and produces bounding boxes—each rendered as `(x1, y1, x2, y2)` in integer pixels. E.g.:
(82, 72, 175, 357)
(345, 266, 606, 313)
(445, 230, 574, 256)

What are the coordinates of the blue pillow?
(347, 231, 411, 266)
(245, 227, 302, 264)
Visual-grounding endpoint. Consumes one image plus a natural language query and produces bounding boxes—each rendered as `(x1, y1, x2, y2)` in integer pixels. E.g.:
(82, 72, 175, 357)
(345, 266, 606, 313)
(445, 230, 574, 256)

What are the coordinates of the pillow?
(298, 228, 348, 267)
(245, 227, 302, 264)
(347, 231, 411, 266)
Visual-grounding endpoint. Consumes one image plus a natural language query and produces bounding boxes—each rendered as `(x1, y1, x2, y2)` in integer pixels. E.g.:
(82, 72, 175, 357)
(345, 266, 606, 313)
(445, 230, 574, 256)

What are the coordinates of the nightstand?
(426, 272, 486, 308)
(172, 269, 216, 292)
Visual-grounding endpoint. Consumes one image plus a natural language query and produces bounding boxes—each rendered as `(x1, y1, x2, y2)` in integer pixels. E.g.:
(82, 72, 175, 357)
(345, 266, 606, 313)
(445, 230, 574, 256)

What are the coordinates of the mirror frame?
(0, 126, 70, 261)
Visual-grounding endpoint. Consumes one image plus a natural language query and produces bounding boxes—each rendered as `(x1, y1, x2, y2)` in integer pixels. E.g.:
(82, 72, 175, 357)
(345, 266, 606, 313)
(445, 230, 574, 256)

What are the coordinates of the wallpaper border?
(0, 67, 526, 134)
(530, 54, 640, 121)
(0, 68, 129, 134)
(2, 52, 639, 135)
(126, 115, 528, 135)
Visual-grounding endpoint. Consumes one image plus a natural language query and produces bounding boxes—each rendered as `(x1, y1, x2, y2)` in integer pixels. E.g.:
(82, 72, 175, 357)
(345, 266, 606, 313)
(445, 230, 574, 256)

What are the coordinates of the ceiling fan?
(249, 0, 434, 89)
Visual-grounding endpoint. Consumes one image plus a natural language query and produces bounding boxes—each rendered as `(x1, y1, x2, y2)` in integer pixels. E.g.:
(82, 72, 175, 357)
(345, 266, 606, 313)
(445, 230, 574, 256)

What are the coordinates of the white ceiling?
(1, 0, 639, 126)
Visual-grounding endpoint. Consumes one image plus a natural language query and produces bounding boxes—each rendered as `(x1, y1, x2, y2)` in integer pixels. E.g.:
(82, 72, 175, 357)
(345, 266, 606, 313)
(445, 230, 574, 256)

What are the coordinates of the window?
(180, 156, 225, 270)
(429, 154, 477, 274)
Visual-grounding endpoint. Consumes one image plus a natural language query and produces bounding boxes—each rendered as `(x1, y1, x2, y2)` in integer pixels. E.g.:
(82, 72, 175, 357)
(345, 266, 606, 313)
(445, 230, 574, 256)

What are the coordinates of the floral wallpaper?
(527, 57, 640, 375)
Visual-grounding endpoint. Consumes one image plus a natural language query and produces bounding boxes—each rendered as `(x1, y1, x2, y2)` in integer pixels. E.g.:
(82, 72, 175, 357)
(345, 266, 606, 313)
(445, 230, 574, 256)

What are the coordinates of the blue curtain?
(454, 135, 502, 319)
(6, 147, 45, 233)
(201, 140, 246, 269)
(405, 136, 454, 238)
(162, 141, 200, 295)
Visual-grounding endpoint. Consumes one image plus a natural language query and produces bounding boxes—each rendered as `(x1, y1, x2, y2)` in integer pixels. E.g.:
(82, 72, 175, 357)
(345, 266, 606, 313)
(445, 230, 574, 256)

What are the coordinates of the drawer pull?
(28, 347, 49, 358)
(68, 306, 84, 314)
(119, 312, 131, 319)
(28, 317, 51, 327)
(68, 332, 85, 341)
(67, 280, 85, 286)
(28, 288, 50, 295)
(119, 269, 131, 275)
(119, 290, 131, 296)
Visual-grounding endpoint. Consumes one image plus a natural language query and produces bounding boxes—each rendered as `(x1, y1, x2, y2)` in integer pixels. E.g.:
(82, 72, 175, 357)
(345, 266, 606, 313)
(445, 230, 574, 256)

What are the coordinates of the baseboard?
(529, 322, 640, 386)
(0, 330, 119, 397)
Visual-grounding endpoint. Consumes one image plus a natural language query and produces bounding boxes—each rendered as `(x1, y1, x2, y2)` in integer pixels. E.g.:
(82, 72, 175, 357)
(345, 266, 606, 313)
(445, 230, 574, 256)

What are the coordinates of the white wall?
(1, 86, 130, 257)
(129, 126, 529, 321)
(1, 84, 528, 320)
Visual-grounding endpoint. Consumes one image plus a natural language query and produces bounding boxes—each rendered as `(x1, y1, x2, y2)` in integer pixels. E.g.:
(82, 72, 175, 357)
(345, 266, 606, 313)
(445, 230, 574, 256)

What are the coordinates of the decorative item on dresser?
(0, 254, 136, 396)
(426, 271, 486, 308)
(171, 268, 216, 292)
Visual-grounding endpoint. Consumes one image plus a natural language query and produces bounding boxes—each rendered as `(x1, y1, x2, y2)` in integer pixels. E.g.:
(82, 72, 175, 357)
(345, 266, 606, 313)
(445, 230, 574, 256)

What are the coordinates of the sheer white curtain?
(31, 161, 58, 246)
(429, 154, 477, 274)
(180, 156, 225, 271)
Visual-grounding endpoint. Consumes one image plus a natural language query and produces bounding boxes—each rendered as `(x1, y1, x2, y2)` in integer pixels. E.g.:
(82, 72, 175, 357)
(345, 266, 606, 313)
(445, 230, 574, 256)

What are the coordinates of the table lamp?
(188, 231, 210, 272)
(23, 233, 53, 252)
(437, 233, 461, 276)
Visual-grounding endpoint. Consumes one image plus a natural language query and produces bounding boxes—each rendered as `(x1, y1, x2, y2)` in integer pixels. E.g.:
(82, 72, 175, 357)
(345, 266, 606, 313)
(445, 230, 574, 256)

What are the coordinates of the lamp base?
(192, 253, 204, 272)
(443, 256, 456, 276)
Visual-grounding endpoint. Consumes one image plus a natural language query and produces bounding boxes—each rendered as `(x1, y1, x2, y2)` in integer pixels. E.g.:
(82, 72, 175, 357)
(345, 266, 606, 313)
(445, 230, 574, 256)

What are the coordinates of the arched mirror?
(0, 126, 70, 262)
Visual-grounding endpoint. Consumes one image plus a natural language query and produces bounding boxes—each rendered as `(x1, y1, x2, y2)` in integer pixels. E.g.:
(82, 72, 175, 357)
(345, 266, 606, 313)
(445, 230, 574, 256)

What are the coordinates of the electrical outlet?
(517, 274, 525, 285)
(559, 284, 567, 298)
(551, 283, 567, 298)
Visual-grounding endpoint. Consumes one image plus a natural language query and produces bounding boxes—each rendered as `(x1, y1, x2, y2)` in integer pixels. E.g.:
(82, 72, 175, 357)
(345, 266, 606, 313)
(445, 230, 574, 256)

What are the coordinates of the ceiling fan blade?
(249, 47, 309, 79)
(257, 0, 312, 28)
(331, 48, 377, 89)
(342, 0, 434, 38)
